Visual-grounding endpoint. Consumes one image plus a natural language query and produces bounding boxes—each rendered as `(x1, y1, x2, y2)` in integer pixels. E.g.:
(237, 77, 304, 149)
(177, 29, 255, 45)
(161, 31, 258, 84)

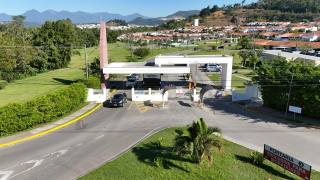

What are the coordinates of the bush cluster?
(80, 77, 101, 89)
(0, 80, 7, 90)
(250, 151, 265, 166)
(0, 83, 87, 137)
(133, 48, 150, 58)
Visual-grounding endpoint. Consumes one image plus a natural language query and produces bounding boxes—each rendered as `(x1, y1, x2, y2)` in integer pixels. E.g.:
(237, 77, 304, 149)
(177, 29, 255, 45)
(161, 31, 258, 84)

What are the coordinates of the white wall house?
(301, 34, 319, 42)
(262, 50, 320, 66)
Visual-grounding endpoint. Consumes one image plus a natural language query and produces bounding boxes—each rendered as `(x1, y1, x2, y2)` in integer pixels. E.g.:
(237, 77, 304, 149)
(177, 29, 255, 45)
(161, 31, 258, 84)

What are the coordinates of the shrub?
(250, 151, 264, 166)
(83, 77, 101, 89)
(154, 156, 164, 168)
(0, 80, 7, 90)
(133, 48, 150, 58)
(0, 83, 87, 137)
(212, 45, 218, 50)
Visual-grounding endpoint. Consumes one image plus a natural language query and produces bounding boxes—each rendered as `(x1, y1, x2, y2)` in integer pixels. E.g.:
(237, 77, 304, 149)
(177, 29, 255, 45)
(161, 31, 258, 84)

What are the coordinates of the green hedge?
(81, 76, 101, 89)
(0, 83, 87, 137)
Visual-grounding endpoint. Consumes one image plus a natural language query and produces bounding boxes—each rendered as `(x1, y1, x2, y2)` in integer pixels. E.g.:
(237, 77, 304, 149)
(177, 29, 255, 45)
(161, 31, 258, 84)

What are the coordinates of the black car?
(130, 74, 140, 81)
(111, 93, 127, 107)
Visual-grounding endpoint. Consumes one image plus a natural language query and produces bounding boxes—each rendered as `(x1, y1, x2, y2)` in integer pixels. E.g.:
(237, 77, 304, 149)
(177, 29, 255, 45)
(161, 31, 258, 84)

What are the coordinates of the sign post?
(264, 144, 312, 180)
(289, 106, 302, 121)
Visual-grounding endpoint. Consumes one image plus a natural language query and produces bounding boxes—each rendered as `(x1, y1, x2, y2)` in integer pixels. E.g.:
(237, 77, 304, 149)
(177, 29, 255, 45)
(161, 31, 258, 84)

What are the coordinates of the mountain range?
(0, 9, 200, 25)
(130, 10, 200, 25)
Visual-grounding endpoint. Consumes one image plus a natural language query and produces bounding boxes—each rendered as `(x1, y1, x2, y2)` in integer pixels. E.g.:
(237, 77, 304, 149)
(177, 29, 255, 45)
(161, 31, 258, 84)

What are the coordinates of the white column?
(148, 88, 152, 96)
(221, 62, 233, 90)
(132, 88, 135, 101)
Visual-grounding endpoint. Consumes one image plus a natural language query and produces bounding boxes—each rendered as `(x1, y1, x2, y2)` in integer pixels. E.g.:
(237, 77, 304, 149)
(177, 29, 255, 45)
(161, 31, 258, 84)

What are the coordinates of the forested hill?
(195, 0, 320, 26)
(258, 0, 320, 14)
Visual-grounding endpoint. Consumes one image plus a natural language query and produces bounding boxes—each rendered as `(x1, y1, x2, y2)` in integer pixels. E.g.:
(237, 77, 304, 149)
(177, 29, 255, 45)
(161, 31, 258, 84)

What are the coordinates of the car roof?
(114, 93, 124, 97)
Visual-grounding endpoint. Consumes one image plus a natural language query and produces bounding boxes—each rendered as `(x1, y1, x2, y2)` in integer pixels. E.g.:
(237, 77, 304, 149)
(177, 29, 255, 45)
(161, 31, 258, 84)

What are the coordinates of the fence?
(132, 88, 168, 102)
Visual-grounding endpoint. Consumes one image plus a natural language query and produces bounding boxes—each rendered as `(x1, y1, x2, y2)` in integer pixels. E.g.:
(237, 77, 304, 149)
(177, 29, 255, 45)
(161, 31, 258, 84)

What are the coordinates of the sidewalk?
(0, 102, 99, 145)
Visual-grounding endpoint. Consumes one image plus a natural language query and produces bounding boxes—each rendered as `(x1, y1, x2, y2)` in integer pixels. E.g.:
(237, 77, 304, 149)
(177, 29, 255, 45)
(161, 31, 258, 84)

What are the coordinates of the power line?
(0, 45, 85, 49)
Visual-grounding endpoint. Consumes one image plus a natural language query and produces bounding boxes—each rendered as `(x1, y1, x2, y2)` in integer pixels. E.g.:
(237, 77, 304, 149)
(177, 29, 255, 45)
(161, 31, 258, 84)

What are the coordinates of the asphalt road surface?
(0, 98, 320, 180)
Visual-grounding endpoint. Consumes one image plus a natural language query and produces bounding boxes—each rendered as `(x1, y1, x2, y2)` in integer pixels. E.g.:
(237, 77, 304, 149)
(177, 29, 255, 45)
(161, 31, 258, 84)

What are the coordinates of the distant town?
(76, 19, 320, 65)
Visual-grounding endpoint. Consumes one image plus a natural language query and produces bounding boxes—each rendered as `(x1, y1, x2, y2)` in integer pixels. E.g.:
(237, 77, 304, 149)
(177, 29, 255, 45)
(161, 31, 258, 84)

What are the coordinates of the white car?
(206, 64, 222, 72)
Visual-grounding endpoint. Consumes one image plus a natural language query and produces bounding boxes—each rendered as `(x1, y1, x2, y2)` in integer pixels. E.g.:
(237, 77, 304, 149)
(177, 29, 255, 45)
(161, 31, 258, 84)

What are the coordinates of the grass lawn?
(190, 49, 242, 66)
(195, 40, 222, 49)
(209, 72, 249, 90)
(0, 46, 97, 107)
(234, 68, 256, 78)
(0, 42, 190, 107)
(80, 128, 320, 180)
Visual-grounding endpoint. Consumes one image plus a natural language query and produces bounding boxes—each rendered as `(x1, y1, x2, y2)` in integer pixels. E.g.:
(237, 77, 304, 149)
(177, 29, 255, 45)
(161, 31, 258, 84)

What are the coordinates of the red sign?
(264, 145, 312, 180)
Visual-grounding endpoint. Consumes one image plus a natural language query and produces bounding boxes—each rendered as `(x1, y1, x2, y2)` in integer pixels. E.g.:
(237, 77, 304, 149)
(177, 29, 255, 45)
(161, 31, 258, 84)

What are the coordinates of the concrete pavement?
(0, 99, 319, 180)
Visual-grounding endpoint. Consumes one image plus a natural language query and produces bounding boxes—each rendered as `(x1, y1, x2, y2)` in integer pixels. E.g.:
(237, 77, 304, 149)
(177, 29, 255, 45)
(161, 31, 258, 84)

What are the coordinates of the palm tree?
(174, 118, 223, 167)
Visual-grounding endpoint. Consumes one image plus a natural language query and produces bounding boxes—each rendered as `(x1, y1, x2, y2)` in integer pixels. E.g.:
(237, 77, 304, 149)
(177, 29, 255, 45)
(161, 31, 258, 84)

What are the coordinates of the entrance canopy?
(103, 62, 190, 74)
(103, 55, 233, 90)
(155, 55, 233, 66)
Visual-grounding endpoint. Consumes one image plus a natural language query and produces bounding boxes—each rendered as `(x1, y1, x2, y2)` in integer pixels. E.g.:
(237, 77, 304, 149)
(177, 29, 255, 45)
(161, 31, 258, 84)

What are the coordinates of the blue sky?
(0, 0, 256, 17)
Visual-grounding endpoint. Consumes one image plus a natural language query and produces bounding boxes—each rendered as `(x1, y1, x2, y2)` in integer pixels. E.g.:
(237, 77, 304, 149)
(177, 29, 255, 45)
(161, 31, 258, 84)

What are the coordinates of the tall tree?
(249, 53, 260, 70)
(238, 36, 251, 49)
(200, 6, 212, 17)
(33, 19, 76, 69)
(0, 16, 35, 82)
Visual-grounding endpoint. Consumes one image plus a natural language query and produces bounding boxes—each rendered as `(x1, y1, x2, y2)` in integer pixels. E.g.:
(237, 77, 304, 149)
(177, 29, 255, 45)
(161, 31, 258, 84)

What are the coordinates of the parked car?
(111, 93, 127, 107)
(206, 64, 222, 72)
(126, 76, 137, 87)
(282, 48, 293, 53)
(129, 74, 140, 81)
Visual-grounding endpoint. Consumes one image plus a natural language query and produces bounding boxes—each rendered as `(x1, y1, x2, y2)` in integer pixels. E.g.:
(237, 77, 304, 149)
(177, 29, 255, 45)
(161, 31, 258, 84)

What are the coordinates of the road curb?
(0, 103, 102, 148)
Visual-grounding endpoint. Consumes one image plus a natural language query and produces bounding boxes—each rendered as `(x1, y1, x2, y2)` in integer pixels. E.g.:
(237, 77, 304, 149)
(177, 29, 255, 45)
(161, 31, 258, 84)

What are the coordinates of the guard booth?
(102, 55, 233, 103)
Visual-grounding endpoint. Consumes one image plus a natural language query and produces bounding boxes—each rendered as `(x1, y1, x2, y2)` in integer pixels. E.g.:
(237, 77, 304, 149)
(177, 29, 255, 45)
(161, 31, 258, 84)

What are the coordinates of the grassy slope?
(190, 49, 242, 65)
(0, 42, 188, 107)
(0, 47, 96, 107)
(81, 128, 320, 180)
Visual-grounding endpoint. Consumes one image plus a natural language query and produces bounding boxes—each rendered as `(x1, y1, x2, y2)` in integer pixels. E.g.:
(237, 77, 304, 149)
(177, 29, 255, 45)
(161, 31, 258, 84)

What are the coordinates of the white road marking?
(0, 171, 13, 180)
(0, 149, 68, 179)
(75, 143, 83, 147)
(10, 159, 44, 179)
(94, 134, 105, 140)
(43, 149, 68, 160)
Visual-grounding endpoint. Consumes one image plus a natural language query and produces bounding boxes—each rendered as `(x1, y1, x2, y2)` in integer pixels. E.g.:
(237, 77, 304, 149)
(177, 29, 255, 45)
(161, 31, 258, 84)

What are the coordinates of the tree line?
(0, 16, 129, 86)
(0, 17, 82, 83)
(254, 58, 320, 119)
(257, 0, 320, 14)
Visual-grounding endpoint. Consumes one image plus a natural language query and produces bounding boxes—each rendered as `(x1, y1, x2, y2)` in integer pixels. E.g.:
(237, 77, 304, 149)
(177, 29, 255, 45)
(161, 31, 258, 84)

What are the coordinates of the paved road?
(0, 99, 320, 180)
(190, 64, 215, 86)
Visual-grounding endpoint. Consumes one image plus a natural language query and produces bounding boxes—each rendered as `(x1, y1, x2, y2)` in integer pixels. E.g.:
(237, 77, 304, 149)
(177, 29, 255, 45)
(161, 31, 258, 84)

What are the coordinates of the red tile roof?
(253, 39, 320, 49)
(259, 32, 281, 37)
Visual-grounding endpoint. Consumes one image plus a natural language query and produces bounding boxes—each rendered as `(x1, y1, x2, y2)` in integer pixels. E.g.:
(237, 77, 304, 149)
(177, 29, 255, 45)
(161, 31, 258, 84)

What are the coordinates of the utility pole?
(285, 73, 294, 118)
(84, 44, 89, 80)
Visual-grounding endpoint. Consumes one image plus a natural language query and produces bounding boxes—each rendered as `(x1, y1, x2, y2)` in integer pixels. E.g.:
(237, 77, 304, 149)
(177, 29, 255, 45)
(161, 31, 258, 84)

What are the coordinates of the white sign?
(289, 106, 302, 114)
(176, 89, 184, 96)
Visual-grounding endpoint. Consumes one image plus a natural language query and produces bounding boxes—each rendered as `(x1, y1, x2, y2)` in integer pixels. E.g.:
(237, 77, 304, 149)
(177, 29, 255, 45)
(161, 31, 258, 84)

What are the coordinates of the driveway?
(0, 99, 319, 180)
